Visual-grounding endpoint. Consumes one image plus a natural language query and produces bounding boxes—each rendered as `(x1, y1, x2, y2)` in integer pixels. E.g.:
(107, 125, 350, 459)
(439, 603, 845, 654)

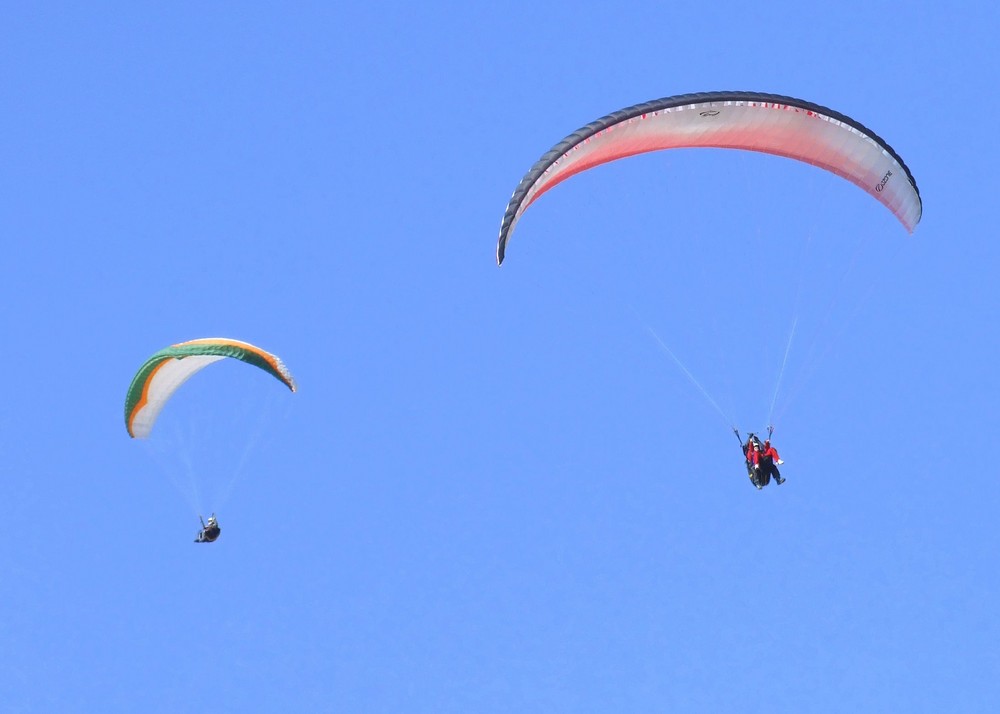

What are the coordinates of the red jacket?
(762, 445, 780, 461)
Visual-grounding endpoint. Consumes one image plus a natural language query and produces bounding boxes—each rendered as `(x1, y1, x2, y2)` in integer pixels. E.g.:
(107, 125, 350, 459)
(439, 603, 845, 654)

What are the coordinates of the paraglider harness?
(195, 514, 221, 543)
(735, 427, 775, 490)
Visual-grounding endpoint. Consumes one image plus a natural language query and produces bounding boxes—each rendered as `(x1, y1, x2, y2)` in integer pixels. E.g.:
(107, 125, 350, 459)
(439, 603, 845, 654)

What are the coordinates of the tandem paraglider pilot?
(195, 515, 221, 543)
(739, 431, 786, 490)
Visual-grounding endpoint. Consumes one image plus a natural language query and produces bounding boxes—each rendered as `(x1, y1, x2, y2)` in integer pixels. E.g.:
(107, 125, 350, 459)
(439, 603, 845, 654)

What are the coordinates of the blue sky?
(2, 2, 998, 711)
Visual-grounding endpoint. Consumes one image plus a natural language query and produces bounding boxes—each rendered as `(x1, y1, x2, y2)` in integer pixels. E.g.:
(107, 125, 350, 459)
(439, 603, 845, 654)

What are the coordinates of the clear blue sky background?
(2, 2, 998, 712)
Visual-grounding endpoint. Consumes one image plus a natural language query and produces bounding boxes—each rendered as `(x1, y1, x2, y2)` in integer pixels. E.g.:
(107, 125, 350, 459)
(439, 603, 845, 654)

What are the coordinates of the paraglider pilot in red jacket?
(761, 440, 785, 486)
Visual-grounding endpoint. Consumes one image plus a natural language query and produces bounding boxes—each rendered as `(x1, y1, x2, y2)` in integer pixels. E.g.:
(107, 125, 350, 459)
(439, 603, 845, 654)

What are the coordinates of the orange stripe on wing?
(127, 357, 173, 437)
(175, 338, 295, 392)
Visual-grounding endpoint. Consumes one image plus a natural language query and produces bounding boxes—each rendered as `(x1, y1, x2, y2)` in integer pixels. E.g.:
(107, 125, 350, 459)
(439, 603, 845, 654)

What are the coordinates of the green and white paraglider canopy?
(124, 337, 296, 439)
